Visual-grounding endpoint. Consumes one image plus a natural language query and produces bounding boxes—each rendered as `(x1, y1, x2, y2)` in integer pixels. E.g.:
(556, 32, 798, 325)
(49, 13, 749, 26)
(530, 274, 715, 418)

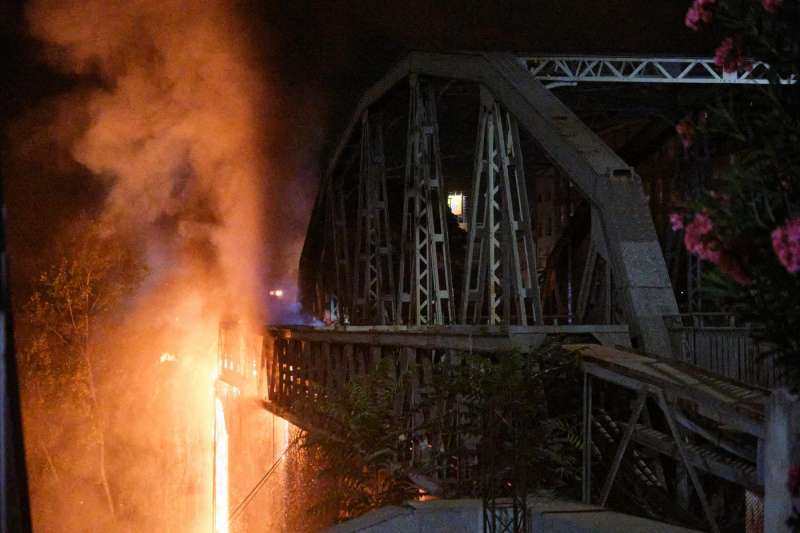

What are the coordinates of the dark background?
(1, 0, 714, 288)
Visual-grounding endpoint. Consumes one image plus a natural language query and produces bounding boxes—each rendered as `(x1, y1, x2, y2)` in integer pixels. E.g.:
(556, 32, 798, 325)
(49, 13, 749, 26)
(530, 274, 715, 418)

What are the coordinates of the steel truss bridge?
(242, 52, 786, 531)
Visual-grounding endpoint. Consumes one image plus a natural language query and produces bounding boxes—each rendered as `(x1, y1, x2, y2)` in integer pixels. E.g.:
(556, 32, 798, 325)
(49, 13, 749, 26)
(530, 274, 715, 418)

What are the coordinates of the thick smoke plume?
(17, 0, 282, 530)
(26, 0, 269, 318)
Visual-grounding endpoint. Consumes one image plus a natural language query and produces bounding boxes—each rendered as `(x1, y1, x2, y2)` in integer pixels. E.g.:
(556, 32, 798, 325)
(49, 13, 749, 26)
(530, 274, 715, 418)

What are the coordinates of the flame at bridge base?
(214, 397, 229, 533)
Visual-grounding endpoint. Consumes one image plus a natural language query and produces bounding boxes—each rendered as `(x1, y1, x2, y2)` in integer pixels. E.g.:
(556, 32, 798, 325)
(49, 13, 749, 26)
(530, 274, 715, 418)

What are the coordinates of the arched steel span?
(300, 51, 679, 355)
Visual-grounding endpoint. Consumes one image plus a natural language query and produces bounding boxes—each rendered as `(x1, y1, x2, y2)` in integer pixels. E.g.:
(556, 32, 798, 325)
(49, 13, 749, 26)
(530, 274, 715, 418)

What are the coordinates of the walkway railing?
(664, 313, 782, 388)
(259, 324, 630, 492)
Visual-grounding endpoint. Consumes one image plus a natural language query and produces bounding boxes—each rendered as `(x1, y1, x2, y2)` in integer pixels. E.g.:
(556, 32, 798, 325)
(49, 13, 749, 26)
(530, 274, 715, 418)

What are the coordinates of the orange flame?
(214, 397, 229, 533)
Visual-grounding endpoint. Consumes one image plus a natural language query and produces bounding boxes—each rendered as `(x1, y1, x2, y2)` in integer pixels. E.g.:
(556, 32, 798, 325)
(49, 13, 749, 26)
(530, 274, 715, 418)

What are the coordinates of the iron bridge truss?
(525, 55, 795, 87)
(292, 51, 785, 532)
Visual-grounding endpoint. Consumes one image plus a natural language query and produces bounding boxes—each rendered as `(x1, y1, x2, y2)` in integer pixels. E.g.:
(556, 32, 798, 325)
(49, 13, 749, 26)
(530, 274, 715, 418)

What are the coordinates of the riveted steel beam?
(306, 51, 679, 354)
(462, 86, 542, 325)
(397, 75, 455, 326)
(353, 110, 396, 324)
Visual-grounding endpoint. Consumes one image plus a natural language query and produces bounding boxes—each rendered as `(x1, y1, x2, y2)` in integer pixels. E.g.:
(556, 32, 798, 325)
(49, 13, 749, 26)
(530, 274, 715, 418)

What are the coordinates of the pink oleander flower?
(763, 0, 783, 12)
(772, 218, 800, 273)
(675, 119, 695, 149)
(688, 211, 713, 236)
(685, 0, 715, 30)
(684, 211, 721, 264)
(685, 6, 701, 30)
(699, 245, 721, 264)
(714, 37, 750, 73)
(670, 213, 684, 231)
(681, 212, 751, 284)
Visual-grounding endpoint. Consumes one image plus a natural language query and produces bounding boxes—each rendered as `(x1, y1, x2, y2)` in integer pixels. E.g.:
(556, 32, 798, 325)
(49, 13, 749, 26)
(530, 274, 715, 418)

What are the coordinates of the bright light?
(214, 397, 229, 533)
(268, 289, 284, 298)
(159, 352, 177, 363)
(447, 192, 468, 230)
(447, 192, 464, 216)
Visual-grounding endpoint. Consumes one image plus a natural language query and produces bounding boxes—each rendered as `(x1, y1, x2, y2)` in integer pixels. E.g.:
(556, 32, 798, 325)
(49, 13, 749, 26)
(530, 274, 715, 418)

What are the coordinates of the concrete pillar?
(765, 388, 799, 532)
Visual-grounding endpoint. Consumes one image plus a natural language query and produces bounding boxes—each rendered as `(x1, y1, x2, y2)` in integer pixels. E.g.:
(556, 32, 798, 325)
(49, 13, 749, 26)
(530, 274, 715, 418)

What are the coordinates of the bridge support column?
(397, 75, 455, 325)
(462, 86, 543, 326)
(765, 389, 798, 533)
(322, 182, 351, 322)
(353, 110, 396, 324)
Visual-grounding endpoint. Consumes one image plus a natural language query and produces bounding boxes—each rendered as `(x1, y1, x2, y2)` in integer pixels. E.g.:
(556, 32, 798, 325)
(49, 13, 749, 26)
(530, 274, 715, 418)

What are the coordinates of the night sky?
(1, 0, 714, 291)
(258, 0, 714, 160)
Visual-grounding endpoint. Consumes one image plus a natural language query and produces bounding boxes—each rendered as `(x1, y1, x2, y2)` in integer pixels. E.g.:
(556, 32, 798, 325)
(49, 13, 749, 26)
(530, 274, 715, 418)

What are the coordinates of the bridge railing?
(664, 313, 783, 388)
(260, 324, 631, 491)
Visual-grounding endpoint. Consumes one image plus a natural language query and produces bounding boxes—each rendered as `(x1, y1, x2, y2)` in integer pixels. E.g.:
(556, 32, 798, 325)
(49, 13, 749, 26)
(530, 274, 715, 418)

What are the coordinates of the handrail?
(663, 314, 780, 388)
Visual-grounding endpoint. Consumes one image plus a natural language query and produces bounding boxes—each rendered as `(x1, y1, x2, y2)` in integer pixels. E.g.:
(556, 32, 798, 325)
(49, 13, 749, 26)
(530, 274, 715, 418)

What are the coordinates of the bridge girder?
(301, 51, 679, 355)
(352, 110, 396, 325)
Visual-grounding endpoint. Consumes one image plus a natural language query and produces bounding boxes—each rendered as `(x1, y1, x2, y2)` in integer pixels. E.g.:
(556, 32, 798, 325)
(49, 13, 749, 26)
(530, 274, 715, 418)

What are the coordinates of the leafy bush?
(674, 0, 800, 382)
(286, 342, 583, 527)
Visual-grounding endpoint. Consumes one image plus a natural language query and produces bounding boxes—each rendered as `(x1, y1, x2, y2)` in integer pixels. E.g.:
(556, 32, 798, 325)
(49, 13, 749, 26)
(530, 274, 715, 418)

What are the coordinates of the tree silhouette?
(19, 217, 146, 520)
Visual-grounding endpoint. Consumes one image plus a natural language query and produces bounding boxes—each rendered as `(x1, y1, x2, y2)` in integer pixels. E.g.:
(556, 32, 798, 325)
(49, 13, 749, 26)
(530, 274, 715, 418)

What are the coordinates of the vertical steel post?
(353, 111, 396, 325)
(397, 75, 455, 325)
(324, 182, 351, 322)
(576, 242, 598, 324)
(462, 86, 542, 325)
(582, 372, 593, 504)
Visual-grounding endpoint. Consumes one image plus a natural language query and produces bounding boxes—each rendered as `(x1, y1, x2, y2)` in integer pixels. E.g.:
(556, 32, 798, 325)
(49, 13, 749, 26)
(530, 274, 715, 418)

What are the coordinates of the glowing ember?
(159, 352, 177, 363)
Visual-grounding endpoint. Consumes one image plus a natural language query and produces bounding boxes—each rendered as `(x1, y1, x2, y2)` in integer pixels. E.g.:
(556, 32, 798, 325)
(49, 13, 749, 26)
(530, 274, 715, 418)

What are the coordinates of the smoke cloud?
(26, 0, 270, 318)
(14, 0, 292, 530)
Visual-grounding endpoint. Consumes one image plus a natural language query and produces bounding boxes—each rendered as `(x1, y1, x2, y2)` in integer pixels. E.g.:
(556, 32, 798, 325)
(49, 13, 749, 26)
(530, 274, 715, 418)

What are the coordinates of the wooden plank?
(343, 343, 354, 386)
(309, 342, 319, 397)
(408, 348, 424, 433)
(302, 341, 312, 398)
(268, 337, 280, 402)
(370, 345, 383, 373)
(321, 342, 332, 391)
(394, 347, 412, 417)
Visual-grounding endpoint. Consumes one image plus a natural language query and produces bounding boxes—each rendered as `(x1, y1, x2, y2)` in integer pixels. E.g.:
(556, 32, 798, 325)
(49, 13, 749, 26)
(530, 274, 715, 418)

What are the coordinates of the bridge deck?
(267, 324, 631, 353)
(576, 344, 768, 532)
(577, 344, 767, 436)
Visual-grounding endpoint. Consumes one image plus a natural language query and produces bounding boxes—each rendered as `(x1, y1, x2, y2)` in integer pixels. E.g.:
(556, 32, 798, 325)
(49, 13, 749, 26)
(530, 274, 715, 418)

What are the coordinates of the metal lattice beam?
(353, 111, 396, 325)
(462, 87, 542, 326)
(304, 52, 680, 353)
(397, 75, 455, 326)
(524, 55, 795, 86)
(324, 183, 351, 322)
